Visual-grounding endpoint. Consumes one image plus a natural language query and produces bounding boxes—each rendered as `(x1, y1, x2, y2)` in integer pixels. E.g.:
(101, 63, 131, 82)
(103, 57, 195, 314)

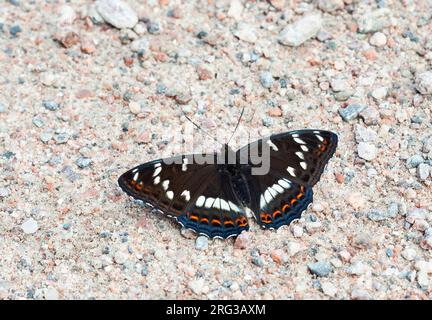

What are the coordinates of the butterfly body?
(118, 129, 338, 239)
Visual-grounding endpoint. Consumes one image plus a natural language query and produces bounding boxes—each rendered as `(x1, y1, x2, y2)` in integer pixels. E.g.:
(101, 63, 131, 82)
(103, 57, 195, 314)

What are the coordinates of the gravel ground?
(1, 0, 432, 300)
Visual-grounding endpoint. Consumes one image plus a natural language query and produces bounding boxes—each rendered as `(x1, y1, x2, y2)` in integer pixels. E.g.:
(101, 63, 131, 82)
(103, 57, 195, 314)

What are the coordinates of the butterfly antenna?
(227, 106, 245, 146)
(182, 113, 224, 147)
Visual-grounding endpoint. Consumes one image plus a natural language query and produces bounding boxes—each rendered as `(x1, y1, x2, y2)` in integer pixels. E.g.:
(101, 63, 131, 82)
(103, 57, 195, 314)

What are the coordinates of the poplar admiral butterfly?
(118, 129, 338, 239)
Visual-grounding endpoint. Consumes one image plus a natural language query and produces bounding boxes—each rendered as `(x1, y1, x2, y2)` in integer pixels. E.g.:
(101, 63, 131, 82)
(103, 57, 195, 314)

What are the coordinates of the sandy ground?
(0, 0, 432, 299)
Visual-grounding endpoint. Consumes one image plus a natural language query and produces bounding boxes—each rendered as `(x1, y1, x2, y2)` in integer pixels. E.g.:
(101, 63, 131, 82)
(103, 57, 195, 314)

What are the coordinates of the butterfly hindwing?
(118, 154, 249, 239)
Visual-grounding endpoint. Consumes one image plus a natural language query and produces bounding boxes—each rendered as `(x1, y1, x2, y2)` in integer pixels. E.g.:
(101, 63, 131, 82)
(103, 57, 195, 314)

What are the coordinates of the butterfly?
(118, 129, 338, 239)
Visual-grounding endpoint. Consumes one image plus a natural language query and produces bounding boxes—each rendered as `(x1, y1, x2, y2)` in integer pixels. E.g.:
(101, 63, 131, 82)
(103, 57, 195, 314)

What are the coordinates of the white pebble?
(357, 142, 377, 161)
(369, 32, 387, 47)
(21, 218, 38, 234)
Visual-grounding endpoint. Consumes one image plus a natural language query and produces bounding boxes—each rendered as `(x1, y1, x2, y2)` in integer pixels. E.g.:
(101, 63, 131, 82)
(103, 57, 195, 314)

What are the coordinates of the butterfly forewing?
(118, 154, 249, 239)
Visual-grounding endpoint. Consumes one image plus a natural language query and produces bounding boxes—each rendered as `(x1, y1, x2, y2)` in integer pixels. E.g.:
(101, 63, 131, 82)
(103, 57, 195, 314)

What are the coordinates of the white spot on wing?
(220, 199, 230, 211)
(278, 179, 291, 189)
(301, 145, 309, 152)
(205, 197, 215, 208)
(264, 190, 273, 203)
(133, 172, 139, 181)
(260, 195, 266, 208)
(182, 158, 188, 171)
(181, 190, 191, 201)
(295, 151, 304, 159)
(315, 134, 324, 142)
(166, 191, 173, 200)
(266, 139, 279, 151)
(300, 161, 307, 170)
(293, 137, 306, 144)
(272, 184, 284, 194)
(213, 198, 221, 209)
(228, 201, 241, 212)
(132, 168, 138, 173)
(153, 167, 162, 177)
(154, 163, 161, 168)
(196, 196, 205, 207)
(292, 134, 299, 138)
(162, 180, 169, 191)
(287, 166, 296, 177)
(154, 176, 160, 185)
(268, 187, 278, 198)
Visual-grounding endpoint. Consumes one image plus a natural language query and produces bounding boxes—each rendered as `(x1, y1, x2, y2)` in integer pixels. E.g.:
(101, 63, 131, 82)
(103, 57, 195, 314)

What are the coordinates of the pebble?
(338, 104, 366, 121)
(0, 103, 6, 113)
(147, 21, 160, 34)
(369, 32, 387, 47)
(423, 137, 432, 153)
(9, 25, 22, 37)
(0, 187, 9, 198)
(355, 125, 377, 142)
(40, 132, 52, 144)
(347, 192, 366, 210)
(401, 247, 417, 261)
(371, 87, 387, 100)
(54, 132, 69, 144)
(367, 211, 387, 222)
(195, 236, 208, 251)
(42, 100, 60, 111)
(128, 101, 141, 114)
(387, 202, 399, 218)
(287, 241, 302, 257)
(259, 71, 273, 89)
(21, 218, 38, 234)
(357, 8, 394, 33)
(318, 0, 344, 13)
(278, 14, 322, 47)
(357, 142, 377, 161)
(227, 0, 243, 20)
(114, 250, 128, 264)
(96, 0, 138, 29)
(417, 164, 430, 181)
(57, 5, 76, 25)
(351, 288, 371, 300)
(234, 232, 249, 249)
(291, 225, 303, 238)
(307, 261, 332, 277)
(130, 37, 149, 53)
(233, 23, 258, 43)
(321, 281, 337, 297)
(415, 71, 432, 95)
(188, 278, 205, 295)
(330, 77, 350, 92)
(76, 157, 92, 169)
(406, 155, 424, 168)
(346, 261, 368, 276)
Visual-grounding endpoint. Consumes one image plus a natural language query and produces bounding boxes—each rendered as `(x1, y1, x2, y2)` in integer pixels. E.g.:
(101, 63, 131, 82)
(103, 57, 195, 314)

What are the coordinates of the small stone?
(252, 256, 264, 267)
(357, 142, 377, 161)
(0, 187, 9, 198)
(57, 5, 76, 25)
(80, 40, 96, 54)
(76, 157, 92, 169)
(346, 261, 368, 276)
(96, 0, 138, 29)
(233, 23, 258, 43)
(278, 14, 322, 47)
(351, 288, 371, 300)
(0, 103, 6, 113)
(417, 164, 430, 181)
(40, 132, 52, 144)
(287, 241, 301, 257)
(367, 211, 387, 222)
(423, 137, 432, 153)
(9, 25, 22, 37)
(369, 32, 387, 47)
(130, 37, 149, 52)
(195, 236, 208, 251)
(55, 31, 80, 48)
(21, 218, 38, 234)
(355, 125, 377, 143)
(54, 132, 69, 144)
(188, 278, 205, 295)
(234, 232, 249, 249)
(308, 261, 332, 277)
(42, 100, 60, 111)
(387, 202, 399, 218)
(291, 225, 303, 238)
(227, 0, 243, 20)
(147, 21, 160, 34)
(267, 107, 282, 117)
(371, 87, 387, 100)
(318, 0, 344, 13)
(114, 250, 128, 264)
(45, 288, 59, 300)
(415, 71, 432, 95)
(339, 250, 351, 263)
(133, 22, 147, 35)
(338, 104, 366, 121)
(401, 247, 417, 261)
(175, 93, 192, 105)
(75, 89, 94, 99)
(321, 281, 337, 297)
(259, 71, 273, 89)
(406, 155, 424, 168)
(357, 8, 394, 33)
(330, 77, 350, 92)
(197, 66, 213, 81)
(129, 101, 141, 114)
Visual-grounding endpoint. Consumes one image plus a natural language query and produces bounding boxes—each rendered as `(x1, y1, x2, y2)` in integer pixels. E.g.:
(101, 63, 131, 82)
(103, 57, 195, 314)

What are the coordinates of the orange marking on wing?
(320, 144, 326, 152)
(290, 198, 297, 205)
(236, 217, 247, 227)
(273, 210, 282, 219)
(135, 182, 143, 190)
(224, 220, 235, 227)
(211, 219, 221, 226)
(296, 192, 303, 199)
(200, 217, 209, 224)
(260, 213, 272, 223)
(190, 215, 199, 222)
(282, 204, 290, 212)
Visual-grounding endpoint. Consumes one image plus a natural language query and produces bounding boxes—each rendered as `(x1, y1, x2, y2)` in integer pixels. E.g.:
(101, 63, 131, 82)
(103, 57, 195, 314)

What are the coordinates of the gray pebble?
(259, 71, 273, 89)
(357, 8, 393, 33)
(262, 116, 273, 127)
(195, 236, 208, 251)
(251, 256, 264, 267)
(0, 103, 6, 113)
(308, 261, 332, 277)
(367, 211, 387, 222)
(385, 248, 393, 257)
(417, 163, 430, 181)
(40, 132, 52, 143)
(406, 155, 424, 168)
(76, 157, 92, 169)
(0, 187, 9, 197)
(32, 116, 44, 128)
(338, 104, 366, 121)
(387, 202, 399, 218)
(54, 132, 69, 144)
(42, 100, 60, 111)
(9, 25, 22, 37)
(147, 21, 160, 34)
